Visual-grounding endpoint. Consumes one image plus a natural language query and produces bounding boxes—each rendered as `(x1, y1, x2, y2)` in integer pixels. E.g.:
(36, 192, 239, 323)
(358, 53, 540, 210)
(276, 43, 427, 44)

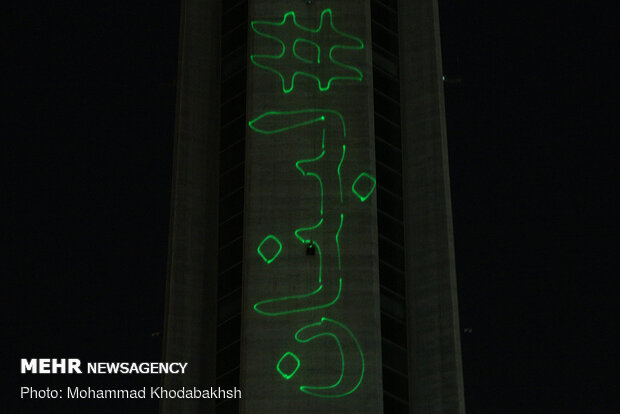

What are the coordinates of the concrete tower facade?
(162, 1, 465, 413)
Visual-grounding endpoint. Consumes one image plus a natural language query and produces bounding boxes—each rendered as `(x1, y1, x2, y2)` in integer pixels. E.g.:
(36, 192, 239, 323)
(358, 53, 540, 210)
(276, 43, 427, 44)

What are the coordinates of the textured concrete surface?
(240, 1, 384, 413)
(160, 1, 221, 413)
(398, 1, 466, 413)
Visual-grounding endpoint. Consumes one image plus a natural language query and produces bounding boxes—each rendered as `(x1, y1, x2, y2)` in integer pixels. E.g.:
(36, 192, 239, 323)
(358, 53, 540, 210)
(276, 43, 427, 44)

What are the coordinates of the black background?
(5, 1, 617, 412)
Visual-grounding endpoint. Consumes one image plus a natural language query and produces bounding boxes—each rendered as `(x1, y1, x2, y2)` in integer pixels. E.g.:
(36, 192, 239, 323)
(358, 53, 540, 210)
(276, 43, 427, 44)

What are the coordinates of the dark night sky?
(5, 1, 617, 413)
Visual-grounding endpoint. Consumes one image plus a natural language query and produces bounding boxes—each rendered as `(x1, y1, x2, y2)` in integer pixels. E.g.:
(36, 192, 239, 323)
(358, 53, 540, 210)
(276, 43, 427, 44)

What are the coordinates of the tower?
(162, 1, 465, 413)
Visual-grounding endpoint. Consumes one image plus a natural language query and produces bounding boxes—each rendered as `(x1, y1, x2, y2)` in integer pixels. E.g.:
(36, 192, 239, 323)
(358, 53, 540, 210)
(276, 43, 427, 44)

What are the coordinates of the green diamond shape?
(352, 172, 376, 202)
(276, 351, 300, 380)
(257, 235, 283, 264)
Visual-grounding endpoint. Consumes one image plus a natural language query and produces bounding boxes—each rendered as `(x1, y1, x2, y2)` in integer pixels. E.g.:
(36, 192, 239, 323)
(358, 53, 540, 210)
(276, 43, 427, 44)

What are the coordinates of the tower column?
(161, 1, 221, 413)
(398, 0, 466, 412)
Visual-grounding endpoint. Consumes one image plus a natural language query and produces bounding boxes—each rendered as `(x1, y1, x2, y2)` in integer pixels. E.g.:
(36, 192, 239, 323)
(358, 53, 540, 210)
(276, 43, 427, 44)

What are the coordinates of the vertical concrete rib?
(240, 2, 383, 413)
(398, 0, 466, 413)
(161, 1, 221, 413)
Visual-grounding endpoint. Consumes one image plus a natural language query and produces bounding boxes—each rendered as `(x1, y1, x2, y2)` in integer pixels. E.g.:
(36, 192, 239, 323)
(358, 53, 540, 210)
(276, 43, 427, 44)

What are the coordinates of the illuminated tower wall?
(162, 1, 465, 414)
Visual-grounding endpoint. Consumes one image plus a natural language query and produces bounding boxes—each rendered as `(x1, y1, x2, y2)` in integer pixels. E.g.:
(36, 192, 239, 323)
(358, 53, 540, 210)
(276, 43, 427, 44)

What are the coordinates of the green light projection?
(257, 234, 283, 264)
(294, 218, 324, 283)
(337, 145, 346, 203)
(253, 278, 342, 317)
(249, 7, 372, 400)
(248, 110, 345, 136)
(276, 351, 301, 380)
(250, 9, 364, 93)
(293, 38, 321, 64)
(250, 108, 370, 396)
(351, 172, 376, 202)
(335, 214, 344, 271)
(252, 111, 345, 316)
(296, 145, 326, 216)
(289, 317, 365, 398)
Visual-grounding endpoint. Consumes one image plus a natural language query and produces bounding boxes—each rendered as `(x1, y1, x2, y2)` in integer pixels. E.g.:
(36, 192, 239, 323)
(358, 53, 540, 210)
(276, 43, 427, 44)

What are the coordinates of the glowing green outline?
(337, 145, 346, 203)
(251, 115, 325, 136)
(293, 317, 365, 398)
(257, 234, 283, 264)
(250, 111, 348, 316)
(293, 38, 321, 64)
(351, 172, 377, 202)
(248, 110, 346, 137)
(294, 218, 323, 244)
(296, 149, 326, 216)
(276, 352, 301, 380)
(250, 8, 364, 94)
(249, 111, 346, 217)
(295, 222, 323, 282)
(314, 242, 323, 283)
(294, 219, 324, 282)
(295, 150, 325, 175)
(307, 172, 324, 215)
(253, 278, 342, 316)
(335, 214, 344, 271)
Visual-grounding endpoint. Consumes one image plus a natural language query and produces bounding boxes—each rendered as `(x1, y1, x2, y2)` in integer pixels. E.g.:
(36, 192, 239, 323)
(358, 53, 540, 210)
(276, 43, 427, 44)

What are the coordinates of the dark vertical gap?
(216, 2, 247, 413)
(371, 0, 410, 411)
